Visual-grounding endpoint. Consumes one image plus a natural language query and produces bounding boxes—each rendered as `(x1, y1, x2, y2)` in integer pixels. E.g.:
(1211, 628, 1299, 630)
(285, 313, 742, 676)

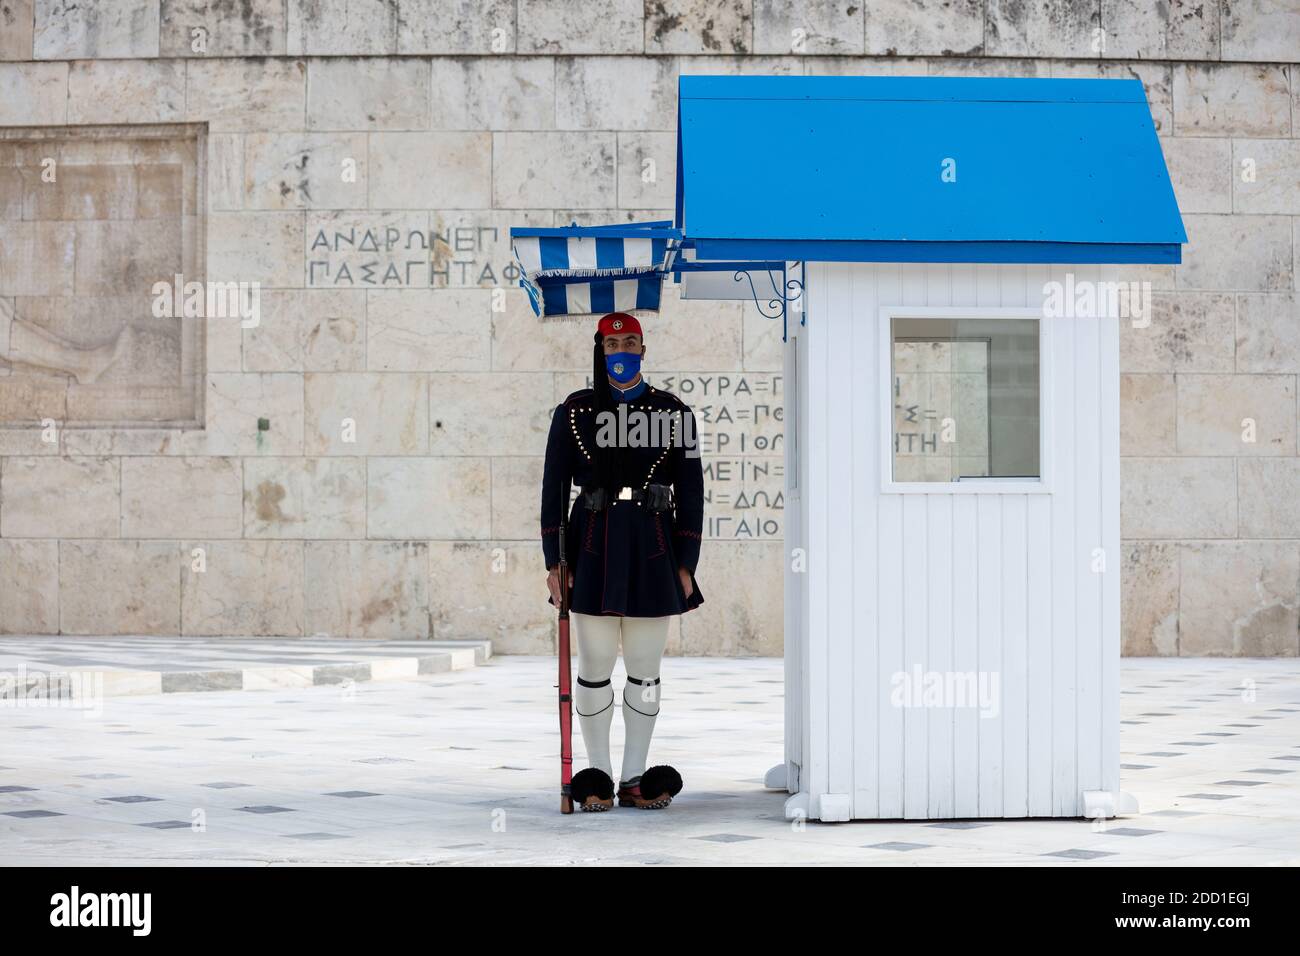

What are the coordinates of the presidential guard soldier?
(541, 312, 705, 811)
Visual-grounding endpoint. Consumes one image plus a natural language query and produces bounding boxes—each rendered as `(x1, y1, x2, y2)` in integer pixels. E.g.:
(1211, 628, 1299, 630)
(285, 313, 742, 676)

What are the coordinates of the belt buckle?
(617, 486, 633, 501)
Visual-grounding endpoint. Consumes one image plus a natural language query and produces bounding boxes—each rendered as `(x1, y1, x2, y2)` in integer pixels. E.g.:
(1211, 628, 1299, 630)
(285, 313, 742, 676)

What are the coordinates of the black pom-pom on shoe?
(570, 767, 615, 812)
(637, 765, 683, 806)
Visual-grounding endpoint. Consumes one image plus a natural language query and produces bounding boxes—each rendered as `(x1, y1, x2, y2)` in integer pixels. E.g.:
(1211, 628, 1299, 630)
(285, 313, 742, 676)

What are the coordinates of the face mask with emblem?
(605, 352, 642, 383)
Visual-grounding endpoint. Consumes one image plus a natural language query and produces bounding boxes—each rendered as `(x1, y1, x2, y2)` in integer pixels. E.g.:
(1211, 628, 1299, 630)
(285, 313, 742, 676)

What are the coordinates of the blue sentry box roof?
(675, 75, 1187, 264)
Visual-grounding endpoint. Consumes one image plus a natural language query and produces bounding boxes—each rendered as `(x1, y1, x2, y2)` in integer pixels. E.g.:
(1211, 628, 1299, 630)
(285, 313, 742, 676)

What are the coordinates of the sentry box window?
(880, 307, 1050, 494)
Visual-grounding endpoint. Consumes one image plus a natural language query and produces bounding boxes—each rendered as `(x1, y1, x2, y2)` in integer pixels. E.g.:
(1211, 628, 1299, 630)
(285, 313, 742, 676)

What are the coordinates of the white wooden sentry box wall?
(782, 261, 1121, 821)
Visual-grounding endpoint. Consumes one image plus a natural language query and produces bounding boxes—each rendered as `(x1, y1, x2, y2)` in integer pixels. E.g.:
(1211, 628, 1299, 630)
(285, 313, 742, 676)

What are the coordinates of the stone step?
(0, 638, 492, 700)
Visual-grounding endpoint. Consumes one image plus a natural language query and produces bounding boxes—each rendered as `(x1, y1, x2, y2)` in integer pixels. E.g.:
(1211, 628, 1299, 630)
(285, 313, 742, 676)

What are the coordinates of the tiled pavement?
(1, 654, 1298, 865)
(0, 637, 490, 697)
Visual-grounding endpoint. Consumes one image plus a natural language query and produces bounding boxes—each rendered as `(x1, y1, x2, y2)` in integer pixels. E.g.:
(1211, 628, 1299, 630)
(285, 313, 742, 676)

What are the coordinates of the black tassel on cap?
(590, 331, 620, 495)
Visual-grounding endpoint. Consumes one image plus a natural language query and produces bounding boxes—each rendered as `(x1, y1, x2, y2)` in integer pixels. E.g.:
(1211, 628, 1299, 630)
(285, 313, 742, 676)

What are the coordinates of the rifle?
(557, 495, 573, 814)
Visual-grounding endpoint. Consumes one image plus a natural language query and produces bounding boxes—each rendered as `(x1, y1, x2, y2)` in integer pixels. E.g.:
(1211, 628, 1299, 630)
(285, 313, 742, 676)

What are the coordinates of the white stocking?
(571, 612, 619, 780)
(618, 616, 671, 785)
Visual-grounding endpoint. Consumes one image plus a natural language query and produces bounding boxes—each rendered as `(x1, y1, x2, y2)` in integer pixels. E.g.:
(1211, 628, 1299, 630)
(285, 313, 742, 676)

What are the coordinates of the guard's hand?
(547, 566, 574, 605)
(678, 567, 694, 599)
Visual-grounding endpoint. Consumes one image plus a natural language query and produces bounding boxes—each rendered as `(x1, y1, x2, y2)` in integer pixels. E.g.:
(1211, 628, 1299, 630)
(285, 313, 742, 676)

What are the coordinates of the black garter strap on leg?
(575, 675, 614, 717)
(622, 675, 661, 717)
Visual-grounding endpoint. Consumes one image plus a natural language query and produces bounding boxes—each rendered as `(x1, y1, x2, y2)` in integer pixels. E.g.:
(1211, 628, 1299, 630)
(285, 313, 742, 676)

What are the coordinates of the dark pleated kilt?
(557, 500, 704, 617)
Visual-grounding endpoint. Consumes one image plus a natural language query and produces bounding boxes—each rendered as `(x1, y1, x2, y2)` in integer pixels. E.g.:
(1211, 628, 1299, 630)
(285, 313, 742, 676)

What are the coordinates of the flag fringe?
(537, 307, 659, 323)
(529, 266, 659, 280)
(537, 313, 593, 324)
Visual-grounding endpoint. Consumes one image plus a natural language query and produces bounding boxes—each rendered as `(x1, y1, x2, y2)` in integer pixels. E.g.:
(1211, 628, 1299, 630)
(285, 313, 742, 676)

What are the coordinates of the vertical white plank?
(902, 493, 928, 818)
(951, 264, 998, 818)
(997, 263, 1032, 817)
(951, 496, 980, 817)
(877, 497, 905, 818)
(851, 263, 881, 818)
(783, 294, 801, 779)
(1000, 495, 1029, 816)
(1026, 494, 1054, 814)
(1050, 265, 1079, 816)
(827, 265, 855, 803)
(900, 262, 927, 307)
(928, 262, 953, 308)
(951, 263, 977, 311)
(896, 264, 949, 818)
(1098, 268, 1122, 796)
(805, 262, 831, 809)
(1074, 264, 1104, 800)
(876, 264, 905, 819)
(976, 494, 1004, 816)
(976, 260, 999, 308)
(928, 262, 966, 819)
(1024, 267, 1054, 816)
(926, 494, 954, 817)
(999, 263, 1028, 308)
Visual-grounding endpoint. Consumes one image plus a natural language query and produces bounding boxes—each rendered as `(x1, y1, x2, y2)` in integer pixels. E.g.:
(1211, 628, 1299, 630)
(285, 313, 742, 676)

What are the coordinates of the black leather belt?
(581, 484, 673, 511)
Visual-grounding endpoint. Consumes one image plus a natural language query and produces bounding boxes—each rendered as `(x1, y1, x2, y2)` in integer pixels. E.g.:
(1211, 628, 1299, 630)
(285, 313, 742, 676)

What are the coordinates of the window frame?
(878, 305, 1053, 495)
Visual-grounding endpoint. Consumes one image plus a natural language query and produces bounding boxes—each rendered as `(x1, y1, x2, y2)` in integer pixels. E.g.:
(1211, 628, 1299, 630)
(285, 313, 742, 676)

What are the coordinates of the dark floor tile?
(1042, 848, 1116, 860)
(867, 841, 931, 851)
(286, 832, 350, 840)
(692, 833, 759, 843)
(236, 805, 296, 814)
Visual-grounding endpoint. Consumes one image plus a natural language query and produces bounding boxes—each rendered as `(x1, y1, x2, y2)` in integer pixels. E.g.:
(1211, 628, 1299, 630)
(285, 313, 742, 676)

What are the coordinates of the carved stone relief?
(0, 124, 206, 427)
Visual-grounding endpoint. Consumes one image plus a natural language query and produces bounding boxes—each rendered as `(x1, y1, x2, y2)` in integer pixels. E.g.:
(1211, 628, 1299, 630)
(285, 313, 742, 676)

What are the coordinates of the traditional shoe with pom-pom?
(617, 765, 682, 809)
(570, 767, 615, 812)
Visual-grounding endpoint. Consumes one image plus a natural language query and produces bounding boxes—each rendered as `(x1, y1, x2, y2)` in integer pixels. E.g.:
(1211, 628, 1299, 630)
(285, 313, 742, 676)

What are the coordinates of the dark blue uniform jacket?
(540, 383, 704, 617)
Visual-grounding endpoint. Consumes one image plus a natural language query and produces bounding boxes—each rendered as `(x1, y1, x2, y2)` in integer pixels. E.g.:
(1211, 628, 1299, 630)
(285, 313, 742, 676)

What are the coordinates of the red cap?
(597, 312, 642, 338)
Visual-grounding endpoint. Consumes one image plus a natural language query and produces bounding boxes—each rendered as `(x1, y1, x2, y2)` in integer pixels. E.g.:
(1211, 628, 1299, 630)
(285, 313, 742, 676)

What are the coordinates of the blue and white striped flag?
(522, 273, 664, 317)
(510, 221, 678, 318)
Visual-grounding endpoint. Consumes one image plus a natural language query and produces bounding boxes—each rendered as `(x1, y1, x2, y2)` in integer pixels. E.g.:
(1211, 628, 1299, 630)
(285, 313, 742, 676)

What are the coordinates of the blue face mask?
(605, 351, 642, 384)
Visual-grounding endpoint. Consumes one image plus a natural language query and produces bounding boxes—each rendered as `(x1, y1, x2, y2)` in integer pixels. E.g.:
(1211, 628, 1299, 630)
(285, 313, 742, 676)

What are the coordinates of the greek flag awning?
(510, 221, 679, 318)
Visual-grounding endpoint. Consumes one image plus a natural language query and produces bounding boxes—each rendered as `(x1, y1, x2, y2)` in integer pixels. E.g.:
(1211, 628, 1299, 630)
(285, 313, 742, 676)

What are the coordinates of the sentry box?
(512, 74, 1186, 822)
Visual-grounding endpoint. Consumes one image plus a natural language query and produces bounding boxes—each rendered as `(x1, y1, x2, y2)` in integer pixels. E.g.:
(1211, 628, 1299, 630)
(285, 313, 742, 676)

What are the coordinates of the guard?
(541, 311, 704, 811)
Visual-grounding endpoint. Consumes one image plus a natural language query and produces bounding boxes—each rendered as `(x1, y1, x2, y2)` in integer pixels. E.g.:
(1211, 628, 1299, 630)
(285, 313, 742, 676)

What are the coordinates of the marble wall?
(0, 1, 1297, 657)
